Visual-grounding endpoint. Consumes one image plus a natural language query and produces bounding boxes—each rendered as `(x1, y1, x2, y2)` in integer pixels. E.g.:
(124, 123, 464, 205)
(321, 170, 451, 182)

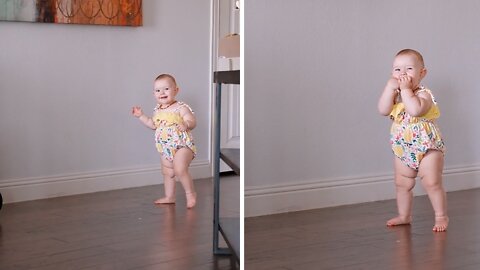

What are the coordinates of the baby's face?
(154, 78, 178, 105)
(392, 53, 426, 89)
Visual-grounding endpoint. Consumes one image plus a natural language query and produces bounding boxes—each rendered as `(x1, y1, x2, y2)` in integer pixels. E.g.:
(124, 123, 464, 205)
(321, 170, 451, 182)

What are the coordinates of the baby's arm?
(132, 106, 156, 130)
(398, 76, 433, 116)
(378, 78, 399, 116)
(400, 90, 433, 117)
(178, 105, 197, 132)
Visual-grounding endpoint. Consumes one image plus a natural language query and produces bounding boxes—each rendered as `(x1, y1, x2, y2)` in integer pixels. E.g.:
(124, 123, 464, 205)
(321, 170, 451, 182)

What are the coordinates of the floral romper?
(389, 86, 445, 170)
(152, 102, 197, 162)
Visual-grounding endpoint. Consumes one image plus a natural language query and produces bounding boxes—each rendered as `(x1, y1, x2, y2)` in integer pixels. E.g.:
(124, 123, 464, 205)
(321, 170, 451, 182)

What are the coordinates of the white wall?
(0, 0, 213, 203)
(245, 0, 480, 216)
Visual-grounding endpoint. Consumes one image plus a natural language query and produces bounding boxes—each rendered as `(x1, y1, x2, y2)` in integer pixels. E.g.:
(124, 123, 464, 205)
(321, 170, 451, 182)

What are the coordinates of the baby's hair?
(396, 49, 425, 67)
(155, 73, 178, 86)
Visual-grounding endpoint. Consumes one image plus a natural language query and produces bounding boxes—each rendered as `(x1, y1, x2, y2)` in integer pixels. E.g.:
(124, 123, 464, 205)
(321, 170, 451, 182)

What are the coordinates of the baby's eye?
(407, 67, 413, 70)
(164, 87, 170, 91)
(155, 89, 161, 92)
(394, 68, 400, 72)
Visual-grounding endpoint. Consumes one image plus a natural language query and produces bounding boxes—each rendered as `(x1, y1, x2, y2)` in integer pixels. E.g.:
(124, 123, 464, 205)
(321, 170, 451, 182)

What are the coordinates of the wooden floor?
(246, 188, 480, 270)
(0, 177, 239, 270)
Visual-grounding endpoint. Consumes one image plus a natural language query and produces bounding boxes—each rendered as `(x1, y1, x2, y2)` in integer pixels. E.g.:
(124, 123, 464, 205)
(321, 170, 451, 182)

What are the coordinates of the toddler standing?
(378, 49, 448, 232)
(132, 74, 197, 208)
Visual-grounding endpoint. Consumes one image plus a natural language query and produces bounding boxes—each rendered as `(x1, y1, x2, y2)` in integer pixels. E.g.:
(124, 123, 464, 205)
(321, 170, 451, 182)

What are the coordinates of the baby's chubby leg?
(155, 158, 177, 204)
(173, 148, 196, 209)
(387, 158, 417, 226)
(419, 150, 448, 232)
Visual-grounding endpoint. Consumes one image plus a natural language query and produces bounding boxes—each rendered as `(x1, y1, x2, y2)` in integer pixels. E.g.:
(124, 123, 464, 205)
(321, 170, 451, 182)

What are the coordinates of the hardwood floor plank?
(0, 178, 239, 270)
(246, 188, 480, 269)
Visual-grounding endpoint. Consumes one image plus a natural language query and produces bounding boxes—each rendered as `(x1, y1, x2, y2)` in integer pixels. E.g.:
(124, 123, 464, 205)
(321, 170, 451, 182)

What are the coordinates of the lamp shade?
(219, 34, 240, 58)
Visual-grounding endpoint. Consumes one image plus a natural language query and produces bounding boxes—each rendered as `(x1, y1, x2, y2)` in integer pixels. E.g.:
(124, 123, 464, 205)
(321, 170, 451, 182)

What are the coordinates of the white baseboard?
(0, 159, 211, 204)
(245, 164, 480, 217)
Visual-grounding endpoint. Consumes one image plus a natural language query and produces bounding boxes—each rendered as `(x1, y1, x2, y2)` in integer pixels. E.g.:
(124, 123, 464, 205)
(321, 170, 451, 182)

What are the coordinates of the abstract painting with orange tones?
(0, 0, 142, 26)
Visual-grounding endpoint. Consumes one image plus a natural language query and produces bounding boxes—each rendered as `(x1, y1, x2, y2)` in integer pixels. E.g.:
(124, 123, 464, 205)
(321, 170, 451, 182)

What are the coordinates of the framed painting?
(0, 0, 142, 26)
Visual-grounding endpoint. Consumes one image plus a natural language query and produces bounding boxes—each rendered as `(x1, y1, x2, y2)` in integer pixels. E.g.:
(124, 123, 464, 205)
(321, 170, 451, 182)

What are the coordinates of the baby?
(378, 49, 448, 232)
(132, 74, 197, 208)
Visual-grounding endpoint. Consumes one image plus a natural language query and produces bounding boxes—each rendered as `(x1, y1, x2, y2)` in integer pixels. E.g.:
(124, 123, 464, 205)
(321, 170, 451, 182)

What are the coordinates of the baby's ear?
(421, 68, 428, 78)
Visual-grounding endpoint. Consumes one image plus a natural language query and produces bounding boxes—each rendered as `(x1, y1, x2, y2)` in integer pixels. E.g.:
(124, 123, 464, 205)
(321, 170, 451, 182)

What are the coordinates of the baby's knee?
(162, 167, 175, 179)
(421, 177, 443, 191)
(173, 166, 188, 177)
(395, 175, 416, 191)
(395, 181, 415, 191)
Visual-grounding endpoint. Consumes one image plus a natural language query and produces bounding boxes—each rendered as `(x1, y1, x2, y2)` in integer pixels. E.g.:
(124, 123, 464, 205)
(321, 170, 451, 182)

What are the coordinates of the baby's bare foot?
(433, 216, 449, 232)
(386, 216, 412, 226)
(186, 192, 197, 209)
(154, 197, 176, 204)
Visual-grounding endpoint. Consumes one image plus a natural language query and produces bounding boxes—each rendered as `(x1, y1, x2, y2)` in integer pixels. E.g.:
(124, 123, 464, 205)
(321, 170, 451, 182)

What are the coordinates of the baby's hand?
(386, 77, 400, 91)
(398, 75, 413, 90)
(177, 122, 188, 132)
(132, 106, 143, 118)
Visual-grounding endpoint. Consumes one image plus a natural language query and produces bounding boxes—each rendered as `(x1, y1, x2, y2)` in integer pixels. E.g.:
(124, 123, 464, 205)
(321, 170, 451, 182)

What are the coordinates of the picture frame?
(0, 0, 142, 26)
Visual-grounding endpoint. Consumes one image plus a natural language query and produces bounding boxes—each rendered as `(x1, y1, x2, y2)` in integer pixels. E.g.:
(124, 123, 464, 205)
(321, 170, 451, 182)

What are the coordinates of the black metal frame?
(212, 70, 240, 262)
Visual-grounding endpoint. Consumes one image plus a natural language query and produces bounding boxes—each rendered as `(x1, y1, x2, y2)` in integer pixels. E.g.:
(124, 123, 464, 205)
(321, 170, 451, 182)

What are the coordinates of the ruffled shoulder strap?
(174, 101, 195, 113)
(415, 86, 437, 104)
(416, 86, 441, 119)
